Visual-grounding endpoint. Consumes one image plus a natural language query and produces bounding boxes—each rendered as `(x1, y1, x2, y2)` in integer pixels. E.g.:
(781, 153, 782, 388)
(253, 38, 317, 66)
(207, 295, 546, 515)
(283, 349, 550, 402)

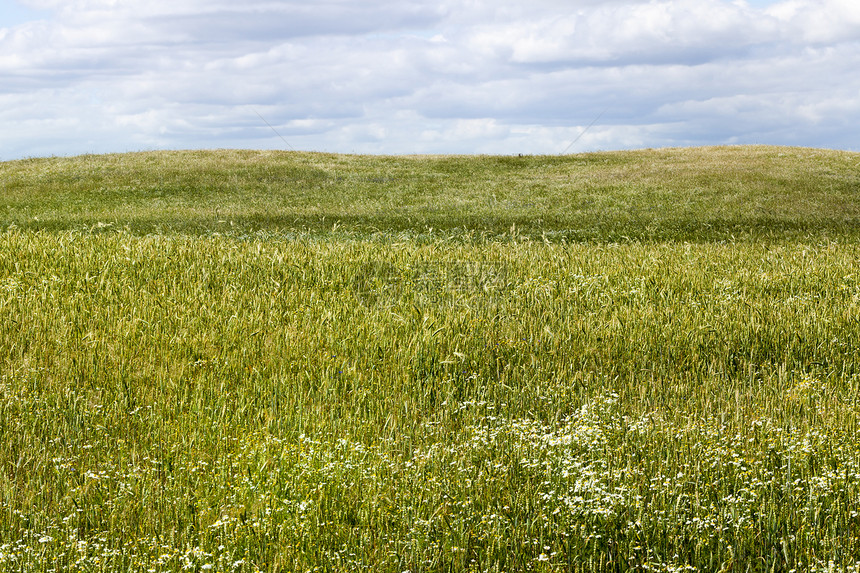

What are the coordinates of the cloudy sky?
(1, 0, 859, 159)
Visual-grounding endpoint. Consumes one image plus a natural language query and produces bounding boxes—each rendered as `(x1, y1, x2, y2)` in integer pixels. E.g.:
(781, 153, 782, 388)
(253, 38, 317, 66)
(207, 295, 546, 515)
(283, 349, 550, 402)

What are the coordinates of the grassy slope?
(2, 145, 859, 240)
(1, 146, 860, 572)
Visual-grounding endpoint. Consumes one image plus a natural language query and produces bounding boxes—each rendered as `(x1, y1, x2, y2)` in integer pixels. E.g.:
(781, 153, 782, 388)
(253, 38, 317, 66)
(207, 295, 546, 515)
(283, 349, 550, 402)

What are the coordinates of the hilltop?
(2, 145, 858, 241)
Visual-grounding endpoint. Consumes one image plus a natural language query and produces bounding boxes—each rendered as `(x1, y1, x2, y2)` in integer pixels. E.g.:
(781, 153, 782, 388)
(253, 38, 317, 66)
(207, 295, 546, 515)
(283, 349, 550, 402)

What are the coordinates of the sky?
(1, 0, 859, 159)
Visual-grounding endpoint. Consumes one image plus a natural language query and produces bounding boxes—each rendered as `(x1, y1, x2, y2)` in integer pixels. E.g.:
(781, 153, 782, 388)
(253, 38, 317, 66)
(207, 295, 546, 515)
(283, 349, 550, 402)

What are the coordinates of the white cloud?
(1, 0, 860, 158)
(766, 0, 860, 43)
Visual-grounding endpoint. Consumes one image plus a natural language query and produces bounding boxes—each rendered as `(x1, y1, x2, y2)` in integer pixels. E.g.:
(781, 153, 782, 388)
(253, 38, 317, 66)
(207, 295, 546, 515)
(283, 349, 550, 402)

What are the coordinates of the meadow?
(1, 145, 859, 572)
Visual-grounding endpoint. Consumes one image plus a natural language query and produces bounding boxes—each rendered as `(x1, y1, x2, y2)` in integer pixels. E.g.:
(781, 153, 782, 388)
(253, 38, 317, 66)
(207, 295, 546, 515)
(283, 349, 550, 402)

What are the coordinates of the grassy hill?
(1, 146, 859, 572)
(3, 145, 859, 240)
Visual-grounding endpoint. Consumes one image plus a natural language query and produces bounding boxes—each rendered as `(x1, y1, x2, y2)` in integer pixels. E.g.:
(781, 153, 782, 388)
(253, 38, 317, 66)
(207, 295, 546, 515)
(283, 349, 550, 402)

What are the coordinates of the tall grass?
(1, 146, 859, 571)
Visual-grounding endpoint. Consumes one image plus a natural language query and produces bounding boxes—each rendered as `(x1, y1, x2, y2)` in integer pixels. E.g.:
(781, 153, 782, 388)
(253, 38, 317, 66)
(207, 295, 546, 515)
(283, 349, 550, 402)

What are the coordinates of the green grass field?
(1, 145, 859, 572)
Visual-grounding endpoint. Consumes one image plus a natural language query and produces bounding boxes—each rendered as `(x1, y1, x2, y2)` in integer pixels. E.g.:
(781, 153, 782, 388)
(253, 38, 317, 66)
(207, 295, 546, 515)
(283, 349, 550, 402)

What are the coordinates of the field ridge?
(2, 144, 859, 241)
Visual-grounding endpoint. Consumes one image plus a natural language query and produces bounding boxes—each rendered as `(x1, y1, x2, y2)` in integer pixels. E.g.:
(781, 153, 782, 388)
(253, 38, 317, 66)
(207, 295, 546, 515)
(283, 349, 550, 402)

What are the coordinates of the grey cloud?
(146, 2, 447, 43)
